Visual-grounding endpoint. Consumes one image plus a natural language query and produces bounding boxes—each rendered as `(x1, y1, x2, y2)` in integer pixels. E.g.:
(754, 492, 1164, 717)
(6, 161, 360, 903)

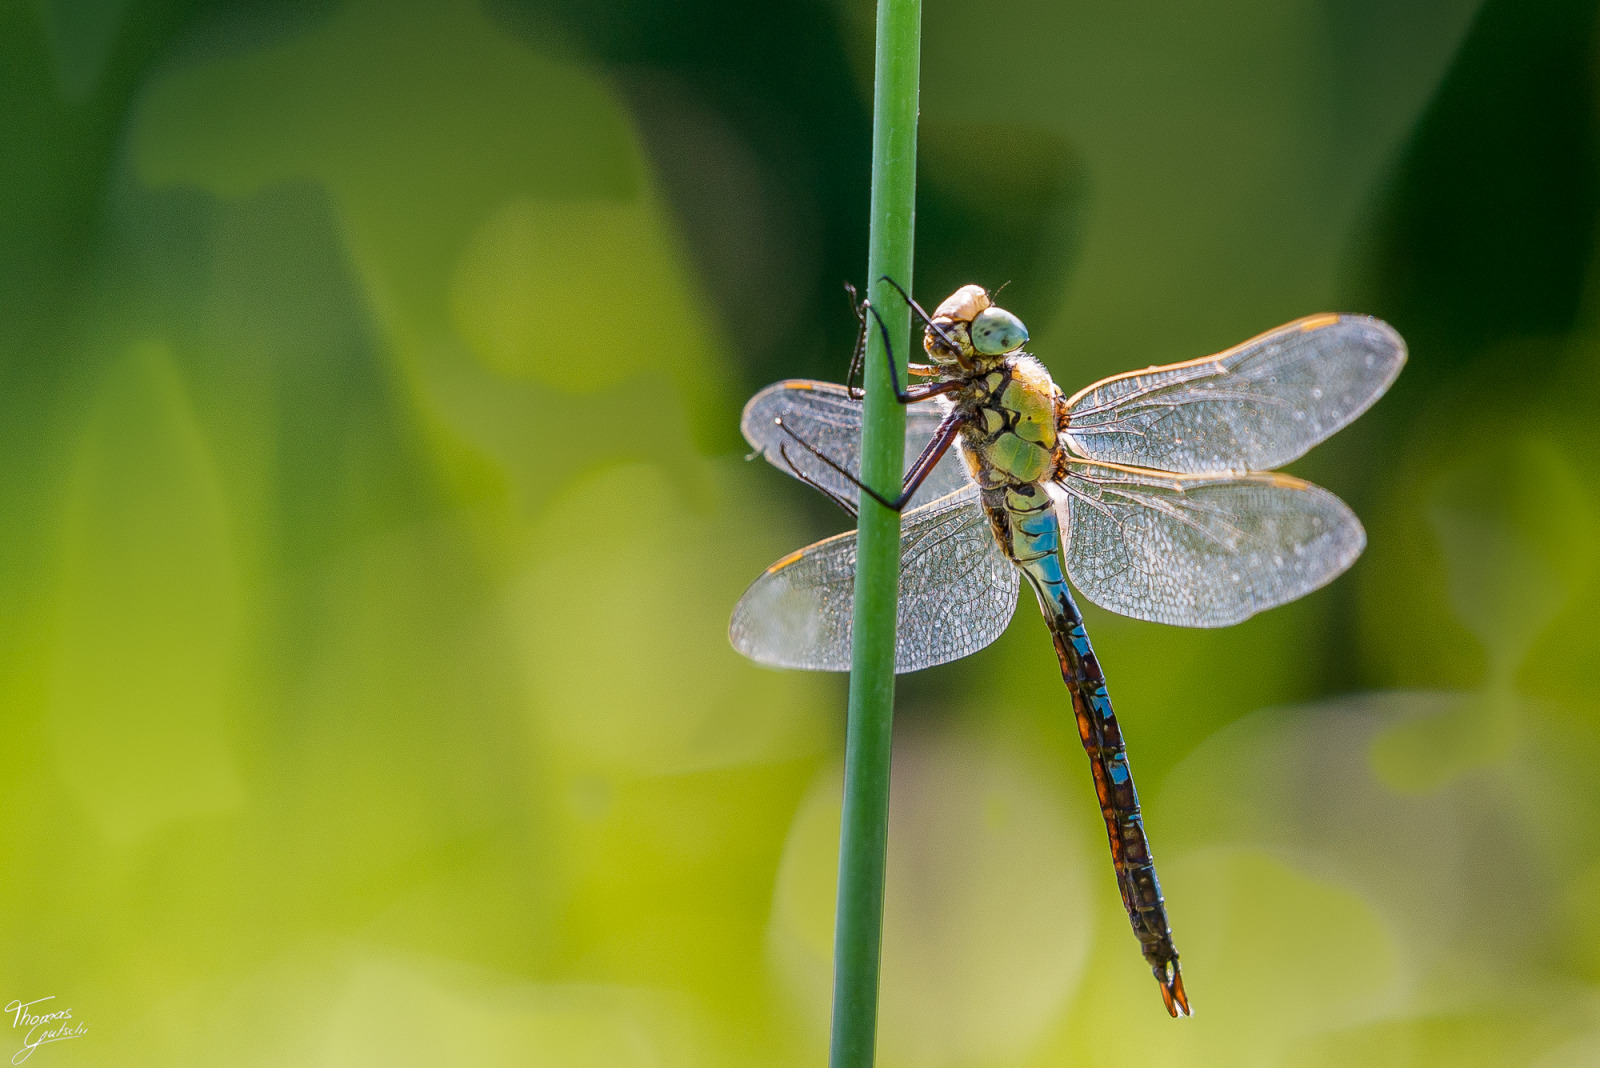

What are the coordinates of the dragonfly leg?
(877, 274, 962, 356)
(857, 301, 963, 404)
(777, 442, 859, 519)
(844, 284, 942, 397)
(844, 282, 869, 400)
(772, 407, 962, 513)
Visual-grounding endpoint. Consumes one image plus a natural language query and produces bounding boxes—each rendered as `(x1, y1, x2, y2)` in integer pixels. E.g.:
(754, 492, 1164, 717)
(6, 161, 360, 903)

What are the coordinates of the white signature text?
(5, 998, 89, 1064)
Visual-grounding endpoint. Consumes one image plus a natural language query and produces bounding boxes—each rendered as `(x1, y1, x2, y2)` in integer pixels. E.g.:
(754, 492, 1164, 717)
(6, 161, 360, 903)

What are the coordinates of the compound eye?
(970, 306, 1029, 355)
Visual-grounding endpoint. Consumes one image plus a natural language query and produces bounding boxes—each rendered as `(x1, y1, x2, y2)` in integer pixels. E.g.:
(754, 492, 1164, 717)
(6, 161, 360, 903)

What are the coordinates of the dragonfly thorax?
(955, 353, 1065, 490)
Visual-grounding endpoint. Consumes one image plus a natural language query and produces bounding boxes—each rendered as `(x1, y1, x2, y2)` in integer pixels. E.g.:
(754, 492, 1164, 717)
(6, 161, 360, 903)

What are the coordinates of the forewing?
(1064, 315, 1405, 472)
(1058, 461, 1365, 627)
(730, 486, 1019, 672)
(741, 380, 970, 509)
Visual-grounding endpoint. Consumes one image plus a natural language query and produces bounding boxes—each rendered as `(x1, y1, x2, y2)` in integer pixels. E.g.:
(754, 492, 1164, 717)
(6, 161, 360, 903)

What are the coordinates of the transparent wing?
(1063, 315, 1405, 473)
(741, 380, 971, 509)
(1057, 460, 1365, 628)
(730, 485, 1019, 673)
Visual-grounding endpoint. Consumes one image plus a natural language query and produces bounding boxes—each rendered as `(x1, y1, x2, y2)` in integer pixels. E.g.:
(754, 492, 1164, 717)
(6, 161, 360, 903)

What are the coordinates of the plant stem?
(830, 0, 920, 1064)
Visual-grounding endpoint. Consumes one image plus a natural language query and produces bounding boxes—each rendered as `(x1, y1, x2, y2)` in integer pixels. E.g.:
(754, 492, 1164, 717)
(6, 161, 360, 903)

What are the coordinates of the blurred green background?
(4, 0, 1600, 1064)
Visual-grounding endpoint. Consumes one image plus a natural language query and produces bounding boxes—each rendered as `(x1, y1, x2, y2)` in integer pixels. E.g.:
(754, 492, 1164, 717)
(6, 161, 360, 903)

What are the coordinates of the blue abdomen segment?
(985, 483, 1190, 1017)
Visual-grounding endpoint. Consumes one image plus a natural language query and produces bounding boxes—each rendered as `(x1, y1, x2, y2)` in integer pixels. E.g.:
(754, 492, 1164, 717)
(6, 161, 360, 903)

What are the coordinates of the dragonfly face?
(730, 283, 1407, 1017)
(923, 284, 1028, 369)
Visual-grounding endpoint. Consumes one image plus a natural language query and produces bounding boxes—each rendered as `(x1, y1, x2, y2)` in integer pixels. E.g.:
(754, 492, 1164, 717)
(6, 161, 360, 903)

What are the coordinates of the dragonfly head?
(924, 284, 1030, 370)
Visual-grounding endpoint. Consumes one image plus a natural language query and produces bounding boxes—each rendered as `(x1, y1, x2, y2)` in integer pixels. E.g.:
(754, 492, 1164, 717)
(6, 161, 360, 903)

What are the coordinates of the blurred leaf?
(1362, 0, 1600, 365)
(450, 196, 715, 392)
(1368, 689, 1518, 793)
(1359, 434, 1597, 786)
(132, 0, 742, 488)
(1428, 435, 1596, 672)
(34, 0, 134, 101)
(48, 341, 244, 844)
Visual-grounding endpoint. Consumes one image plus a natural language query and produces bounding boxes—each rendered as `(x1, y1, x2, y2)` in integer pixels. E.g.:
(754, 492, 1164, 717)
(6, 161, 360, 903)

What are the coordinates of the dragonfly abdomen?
(985, 483, 1192, 1018)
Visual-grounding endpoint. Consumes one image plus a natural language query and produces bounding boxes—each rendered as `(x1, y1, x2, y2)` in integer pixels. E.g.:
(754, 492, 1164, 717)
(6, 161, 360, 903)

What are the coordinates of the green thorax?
(955, 354, 1064, 489)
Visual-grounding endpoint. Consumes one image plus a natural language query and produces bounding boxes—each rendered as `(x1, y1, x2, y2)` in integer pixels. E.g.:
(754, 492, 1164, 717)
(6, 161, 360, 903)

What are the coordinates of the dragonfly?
(729, 282, 1406, 1016)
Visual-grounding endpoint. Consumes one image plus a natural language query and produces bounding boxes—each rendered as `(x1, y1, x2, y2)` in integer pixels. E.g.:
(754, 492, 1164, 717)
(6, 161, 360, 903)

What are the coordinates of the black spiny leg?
(859, 302, 963, 404)
(843, 282, 870, 401)
(878, 275, 962, 355)
(777, 442, 860, 519)
(846, 282, 960, 404)
(785, 285, 966, 515)
(774, 407, 963, 514)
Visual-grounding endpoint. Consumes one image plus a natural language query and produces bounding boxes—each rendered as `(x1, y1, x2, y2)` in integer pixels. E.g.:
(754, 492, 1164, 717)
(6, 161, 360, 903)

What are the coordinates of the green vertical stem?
(830, 0, 920, 1065)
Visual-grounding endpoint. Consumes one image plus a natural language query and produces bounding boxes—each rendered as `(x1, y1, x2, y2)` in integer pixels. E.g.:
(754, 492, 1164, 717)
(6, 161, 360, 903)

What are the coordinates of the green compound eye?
(970, 306, 1029, 355)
